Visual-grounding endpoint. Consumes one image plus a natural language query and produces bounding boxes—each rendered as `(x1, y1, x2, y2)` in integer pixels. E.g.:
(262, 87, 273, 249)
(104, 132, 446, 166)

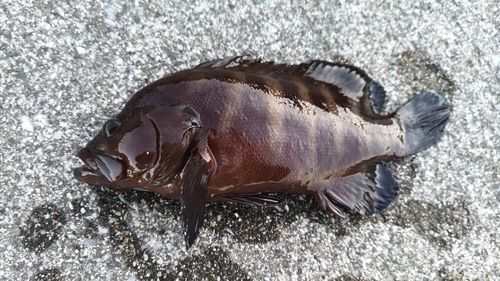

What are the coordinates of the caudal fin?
(397, 91, 451, 155)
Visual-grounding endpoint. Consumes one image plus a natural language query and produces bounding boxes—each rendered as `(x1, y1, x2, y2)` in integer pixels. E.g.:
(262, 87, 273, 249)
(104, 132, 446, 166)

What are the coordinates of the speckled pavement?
(1, 1, 499, 280)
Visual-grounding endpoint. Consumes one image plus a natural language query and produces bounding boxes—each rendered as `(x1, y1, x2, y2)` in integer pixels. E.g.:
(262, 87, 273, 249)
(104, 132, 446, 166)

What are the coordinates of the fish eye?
(105, 119, 120, 137)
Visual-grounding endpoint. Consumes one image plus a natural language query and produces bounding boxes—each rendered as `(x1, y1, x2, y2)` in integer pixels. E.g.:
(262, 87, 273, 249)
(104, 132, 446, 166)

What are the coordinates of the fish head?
(74, 100, 202, 189)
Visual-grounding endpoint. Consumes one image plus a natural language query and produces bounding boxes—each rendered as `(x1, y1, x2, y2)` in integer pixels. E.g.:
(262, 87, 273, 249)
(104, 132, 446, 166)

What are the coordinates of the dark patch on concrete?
(86, 183, 474, 279)
(204, 193, 346, 244)
(32, 268, 62, 281)
(67, 197, 100, 242)
(205, 199, 291, 244)
(175, 246, 251, 281)
(20, 204, 65, 252)
(83, 219, 99, 239)
(367, 198, 472, 248)
(82, 178, 470, 279)
(94, 188, 160, 280)
(395, 50, 456, 103)
(99, 187, 179, 218)
(70, 197, 90, 217)
(329, 54, 353, 66)
(92, 185, 343, 243)
(438, 266, 465, 281)
(95, 186, 357, 247)
(92, 183, 475, 279)
(92, 187, 255, 280)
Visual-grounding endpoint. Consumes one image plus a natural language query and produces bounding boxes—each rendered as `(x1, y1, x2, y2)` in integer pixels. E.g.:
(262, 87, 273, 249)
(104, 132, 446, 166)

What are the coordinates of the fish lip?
(74, 147, 104, 183)
(74, 147, 123, 184)
(73, 165, 101, 181)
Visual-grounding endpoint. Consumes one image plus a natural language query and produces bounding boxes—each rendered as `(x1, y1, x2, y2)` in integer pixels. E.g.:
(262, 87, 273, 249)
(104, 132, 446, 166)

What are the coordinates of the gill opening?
(142, 116, 162, 182)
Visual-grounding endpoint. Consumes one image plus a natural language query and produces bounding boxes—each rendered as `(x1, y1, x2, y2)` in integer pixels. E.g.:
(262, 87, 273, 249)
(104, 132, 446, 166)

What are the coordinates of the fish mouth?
(74, 147, 124, 185)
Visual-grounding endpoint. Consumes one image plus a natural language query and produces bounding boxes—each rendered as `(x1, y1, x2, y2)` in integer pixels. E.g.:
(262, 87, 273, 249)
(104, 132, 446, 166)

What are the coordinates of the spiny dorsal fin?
(196, 55, 308, 76)
(196, 56, 385, 115)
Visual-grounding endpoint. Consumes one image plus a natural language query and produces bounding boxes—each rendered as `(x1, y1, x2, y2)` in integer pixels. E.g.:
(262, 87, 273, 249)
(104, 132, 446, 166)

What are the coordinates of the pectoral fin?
(180, 150, 210, 249)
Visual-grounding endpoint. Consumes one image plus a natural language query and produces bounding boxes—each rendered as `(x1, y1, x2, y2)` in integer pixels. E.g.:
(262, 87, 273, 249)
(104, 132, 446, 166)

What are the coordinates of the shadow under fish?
(74, 56, 451, 249)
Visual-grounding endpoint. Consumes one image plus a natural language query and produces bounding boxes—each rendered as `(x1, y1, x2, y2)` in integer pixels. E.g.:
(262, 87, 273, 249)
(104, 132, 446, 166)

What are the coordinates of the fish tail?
(396, 91, 451, 155)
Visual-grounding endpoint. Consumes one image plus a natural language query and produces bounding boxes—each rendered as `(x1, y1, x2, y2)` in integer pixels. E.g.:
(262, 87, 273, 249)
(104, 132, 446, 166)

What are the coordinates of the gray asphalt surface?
(1, 1, 499, 280)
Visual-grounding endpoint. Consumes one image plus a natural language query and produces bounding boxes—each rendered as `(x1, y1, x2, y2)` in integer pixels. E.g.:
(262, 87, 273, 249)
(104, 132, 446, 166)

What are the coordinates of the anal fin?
(180, 150, 210, 250)
(216, 193, 282, 207)
(310, 163, 399, 219)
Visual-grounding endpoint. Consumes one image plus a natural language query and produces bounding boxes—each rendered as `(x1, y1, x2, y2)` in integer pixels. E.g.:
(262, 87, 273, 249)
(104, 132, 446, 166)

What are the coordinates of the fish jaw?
(74, 146, 124, 187)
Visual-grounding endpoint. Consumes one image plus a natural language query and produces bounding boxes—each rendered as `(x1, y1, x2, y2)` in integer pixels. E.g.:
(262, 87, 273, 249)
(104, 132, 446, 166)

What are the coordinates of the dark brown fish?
(74, 56, 450, 249)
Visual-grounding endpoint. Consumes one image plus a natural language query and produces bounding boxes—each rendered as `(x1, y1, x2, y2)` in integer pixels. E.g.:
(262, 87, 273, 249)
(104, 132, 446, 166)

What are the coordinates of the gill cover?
(143, 100, 203, 185)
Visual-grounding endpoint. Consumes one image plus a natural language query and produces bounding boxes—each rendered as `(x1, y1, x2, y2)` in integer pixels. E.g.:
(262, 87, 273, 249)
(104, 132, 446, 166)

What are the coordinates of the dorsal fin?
(196, 56, 386, 115)
(305, 62, 367, 102)
(196, 55, 308, 76)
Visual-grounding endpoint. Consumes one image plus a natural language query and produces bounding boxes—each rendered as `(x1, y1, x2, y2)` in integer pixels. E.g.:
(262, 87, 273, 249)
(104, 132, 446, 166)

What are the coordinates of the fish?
(74, 56, 451, 249)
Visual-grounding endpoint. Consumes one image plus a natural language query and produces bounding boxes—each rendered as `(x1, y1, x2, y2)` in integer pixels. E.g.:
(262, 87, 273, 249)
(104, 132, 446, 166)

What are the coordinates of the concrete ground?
(1, 0, 499, 280)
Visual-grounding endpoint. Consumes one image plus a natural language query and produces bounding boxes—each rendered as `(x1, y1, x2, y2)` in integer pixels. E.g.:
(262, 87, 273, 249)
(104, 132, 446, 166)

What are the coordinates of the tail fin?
(397, 91, 451, 155)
